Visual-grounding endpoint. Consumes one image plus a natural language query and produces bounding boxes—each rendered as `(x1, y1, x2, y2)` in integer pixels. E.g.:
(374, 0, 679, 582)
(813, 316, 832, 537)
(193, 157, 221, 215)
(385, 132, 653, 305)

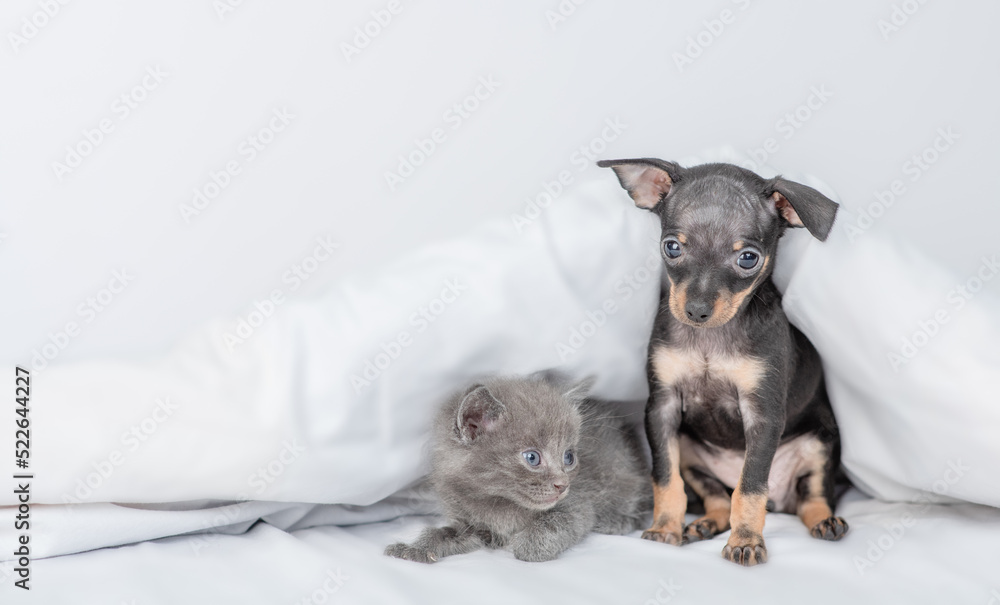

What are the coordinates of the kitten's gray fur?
(385, 374, 652, 563)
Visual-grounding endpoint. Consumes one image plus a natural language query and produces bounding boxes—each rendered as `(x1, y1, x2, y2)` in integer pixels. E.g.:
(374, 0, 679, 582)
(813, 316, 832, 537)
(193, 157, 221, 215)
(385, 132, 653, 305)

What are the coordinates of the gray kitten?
(385, 374, 652, 563)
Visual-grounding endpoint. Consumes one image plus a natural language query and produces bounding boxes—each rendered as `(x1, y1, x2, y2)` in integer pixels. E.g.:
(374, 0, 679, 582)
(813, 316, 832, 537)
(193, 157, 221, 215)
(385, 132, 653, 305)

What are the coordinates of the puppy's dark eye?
(664, 239, 682, 259)
(522, 450, 541, 466)
(737, 251, 759, 270)
(563, 450, 575, 466)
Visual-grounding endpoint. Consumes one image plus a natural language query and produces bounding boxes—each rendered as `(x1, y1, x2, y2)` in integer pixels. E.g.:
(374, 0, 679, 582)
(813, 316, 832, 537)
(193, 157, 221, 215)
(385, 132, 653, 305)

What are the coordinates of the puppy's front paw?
(641, 528, 683, 545)
(384, 542, 438, 564)
(810, 516, 849, 541)
(722, 529, 767, 566)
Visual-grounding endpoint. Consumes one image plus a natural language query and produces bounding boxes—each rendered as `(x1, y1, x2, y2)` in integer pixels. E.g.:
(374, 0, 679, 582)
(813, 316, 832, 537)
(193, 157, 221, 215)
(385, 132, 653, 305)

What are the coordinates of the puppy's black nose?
(685, 300, 712, 323)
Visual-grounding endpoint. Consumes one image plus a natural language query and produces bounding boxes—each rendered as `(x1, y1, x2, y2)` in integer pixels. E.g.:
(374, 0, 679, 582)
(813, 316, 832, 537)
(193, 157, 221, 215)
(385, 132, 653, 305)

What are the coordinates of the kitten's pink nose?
(552, 483, 567, 494)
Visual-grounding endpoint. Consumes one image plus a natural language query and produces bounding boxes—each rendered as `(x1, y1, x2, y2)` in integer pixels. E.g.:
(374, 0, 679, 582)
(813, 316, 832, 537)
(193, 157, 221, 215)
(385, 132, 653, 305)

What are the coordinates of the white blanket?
(3, 165, 1000, 565)
(4, 490, 1000, 604)
(0, 177, 663, 559)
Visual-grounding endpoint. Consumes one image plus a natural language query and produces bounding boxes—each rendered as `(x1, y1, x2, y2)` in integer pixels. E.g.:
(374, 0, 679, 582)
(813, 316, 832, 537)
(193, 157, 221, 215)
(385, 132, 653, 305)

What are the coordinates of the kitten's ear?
(456, 385, 506, 443)
(561, 376, 595, 406)
(528, 368, 570, 386)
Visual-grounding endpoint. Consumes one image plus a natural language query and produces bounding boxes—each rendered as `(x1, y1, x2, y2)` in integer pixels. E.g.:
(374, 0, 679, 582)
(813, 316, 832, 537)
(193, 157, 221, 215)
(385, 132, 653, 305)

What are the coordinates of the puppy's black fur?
(599, 158, 848, 566)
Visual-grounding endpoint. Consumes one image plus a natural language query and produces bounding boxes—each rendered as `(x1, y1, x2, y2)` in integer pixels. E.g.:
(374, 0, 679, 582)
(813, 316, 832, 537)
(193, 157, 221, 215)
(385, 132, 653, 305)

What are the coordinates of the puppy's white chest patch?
(651, 346, 766, 394)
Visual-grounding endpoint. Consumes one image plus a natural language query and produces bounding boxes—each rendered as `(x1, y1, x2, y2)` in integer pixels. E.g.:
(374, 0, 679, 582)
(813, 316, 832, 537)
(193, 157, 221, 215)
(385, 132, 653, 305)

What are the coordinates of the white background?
(2, 0, 997, 365)
(2, 3, 1000, 603)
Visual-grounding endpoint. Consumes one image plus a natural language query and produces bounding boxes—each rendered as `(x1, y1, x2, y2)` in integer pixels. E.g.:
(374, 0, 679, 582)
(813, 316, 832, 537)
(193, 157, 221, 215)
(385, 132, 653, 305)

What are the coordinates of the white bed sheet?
(4, 490, 998, 604)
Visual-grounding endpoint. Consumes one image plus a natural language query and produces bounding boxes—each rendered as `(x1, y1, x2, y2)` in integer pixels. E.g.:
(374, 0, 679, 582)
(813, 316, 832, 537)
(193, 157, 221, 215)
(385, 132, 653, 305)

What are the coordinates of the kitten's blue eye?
(563, 450, 575, 466)
(737, 250, 759, 270)
(522, 450, 541, 466)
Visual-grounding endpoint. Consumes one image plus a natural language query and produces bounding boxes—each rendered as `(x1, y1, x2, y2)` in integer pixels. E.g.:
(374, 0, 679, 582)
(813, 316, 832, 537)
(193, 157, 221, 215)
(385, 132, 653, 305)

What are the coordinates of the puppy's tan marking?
(733, 240, 744, 251)
(680, 439, 732, 535)
(694, 255, 772, 328)
(701, 495, 732, 529)
(711, 355, 766, 395)
(677, 233, 688, 244)
(799, 498, 833, 530)
(669, 255, 771, 328)
(730, 489, 768, 536)
(793, 439, 834, 529)
(666, 280, 690, 327)
(644, 440, 685, 544)
(651, 346, 705, 387)
(651, 345, 765, 395)
(723, 489, 769, 565)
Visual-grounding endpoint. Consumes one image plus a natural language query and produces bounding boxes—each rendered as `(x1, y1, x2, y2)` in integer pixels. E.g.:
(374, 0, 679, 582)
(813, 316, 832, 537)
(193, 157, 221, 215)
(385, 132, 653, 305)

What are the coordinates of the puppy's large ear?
(456, 385, 505, 442)
(767, 177, 839, 241)
(597, 158, 683, 211)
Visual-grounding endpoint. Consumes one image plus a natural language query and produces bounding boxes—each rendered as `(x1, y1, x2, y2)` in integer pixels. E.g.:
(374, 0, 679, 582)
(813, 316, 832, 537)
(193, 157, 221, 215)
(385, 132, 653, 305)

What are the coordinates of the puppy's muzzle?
(684, 299, 712, 324)
(668, 281, 747, 329)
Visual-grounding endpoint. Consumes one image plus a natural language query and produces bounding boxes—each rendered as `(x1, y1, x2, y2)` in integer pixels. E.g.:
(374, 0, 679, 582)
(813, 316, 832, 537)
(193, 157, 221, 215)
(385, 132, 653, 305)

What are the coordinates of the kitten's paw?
(509, 535, 563, 562)
(511, 545, 561, 563)
(593, 514, 642, 536)
(721, 529, 767, 566)
(681, 518, 720, 545)
(809, 516, 849, 541)
(384, 542, 439, 564)
(641, 528, 682, 545)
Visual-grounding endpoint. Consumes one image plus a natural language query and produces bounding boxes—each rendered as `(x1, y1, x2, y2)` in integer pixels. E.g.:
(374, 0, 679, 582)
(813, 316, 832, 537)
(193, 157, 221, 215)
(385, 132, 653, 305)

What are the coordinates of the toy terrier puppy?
(598, 158, 848, 566)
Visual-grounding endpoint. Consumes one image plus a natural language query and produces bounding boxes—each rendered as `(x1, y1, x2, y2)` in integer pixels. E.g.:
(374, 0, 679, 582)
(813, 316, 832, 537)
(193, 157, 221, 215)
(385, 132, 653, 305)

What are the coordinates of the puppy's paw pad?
(682, 518, 719, 545)
(810, 516, 849, 541)
(384, 542, 438, 563)
(641, 528, 682, 546)
(722, 532, 767, 566)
